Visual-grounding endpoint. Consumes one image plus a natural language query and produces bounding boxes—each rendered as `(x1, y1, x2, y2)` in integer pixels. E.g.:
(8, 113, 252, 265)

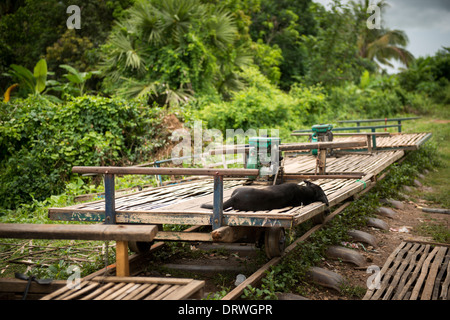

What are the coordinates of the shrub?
(0, 95, 169, 208)
(189, 67, 331, 140)
(326, 83, 404, 119)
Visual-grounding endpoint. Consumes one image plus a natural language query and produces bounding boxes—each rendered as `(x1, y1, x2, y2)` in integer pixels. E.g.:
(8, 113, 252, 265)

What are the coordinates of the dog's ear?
(303, 180, 312, 186)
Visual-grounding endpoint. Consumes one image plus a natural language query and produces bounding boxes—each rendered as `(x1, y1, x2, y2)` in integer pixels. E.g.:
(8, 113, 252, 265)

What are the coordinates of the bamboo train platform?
(40, 276, 205, 300)
(363, 241, 450, 300)
(0, 130, 434, 300)
(49, 150, 405, 230)
(48, 131, 432, 233)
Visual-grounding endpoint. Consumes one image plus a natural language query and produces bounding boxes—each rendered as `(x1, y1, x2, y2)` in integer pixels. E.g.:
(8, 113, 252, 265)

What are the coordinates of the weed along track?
(2, 130, 448, 301)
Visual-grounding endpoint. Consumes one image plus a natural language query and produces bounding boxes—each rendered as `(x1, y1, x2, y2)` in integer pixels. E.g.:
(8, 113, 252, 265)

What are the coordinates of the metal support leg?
(371, 128, 377, 150)
(155, 162, 163, 186)
(212, 174, 224, 230)
(104, 173, 116, 224)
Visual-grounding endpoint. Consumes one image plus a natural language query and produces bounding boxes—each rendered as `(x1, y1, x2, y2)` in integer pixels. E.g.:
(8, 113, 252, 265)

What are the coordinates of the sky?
(313, 0, 450, 73)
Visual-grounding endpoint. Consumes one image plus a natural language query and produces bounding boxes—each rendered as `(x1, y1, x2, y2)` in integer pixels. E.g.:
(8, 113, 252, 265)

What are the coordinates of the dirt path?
(300, 188, 449, 300)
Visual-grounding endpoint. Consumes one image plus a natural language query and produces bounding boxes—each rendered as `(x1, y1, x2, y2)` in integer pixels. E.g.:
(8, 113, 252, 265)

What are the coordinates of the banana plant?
(2, 59, 61, 102)
(4, 59, 48, 95)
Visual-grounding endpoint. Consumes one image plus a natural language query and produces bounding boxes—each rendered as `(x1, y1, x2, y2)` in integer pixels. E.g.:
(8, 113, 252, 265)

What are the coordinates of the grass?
(401, 112, 450, 208)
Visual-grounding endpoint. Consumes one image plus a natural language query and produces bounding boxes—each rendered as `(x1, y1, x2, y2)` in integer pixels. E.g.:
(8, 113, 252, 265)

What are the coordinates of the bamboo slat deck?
(49, 132, 432, 228)
(40, 276, 205, 300)
(364, 241, 450, 300)
(49, 150, 405, 228)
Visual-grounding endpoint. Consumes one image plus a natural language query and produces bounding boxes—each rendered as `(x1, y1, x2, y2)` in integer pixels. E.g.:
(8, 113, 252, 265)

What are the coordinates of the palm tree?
(100, 0, 249, 103)
(352, 0, 414, 69)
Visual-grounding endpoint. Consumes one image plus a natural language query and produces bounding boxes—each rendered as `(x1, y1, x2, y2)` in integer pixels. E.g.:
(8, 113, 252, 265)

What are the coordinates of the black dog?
(201, 181, 329, 211)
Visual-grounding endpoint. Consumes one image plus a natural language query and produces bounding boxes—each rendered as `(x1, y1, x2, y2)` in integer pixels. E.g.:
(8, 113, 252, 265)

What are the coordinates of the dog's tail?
(200, 197, 234, 210)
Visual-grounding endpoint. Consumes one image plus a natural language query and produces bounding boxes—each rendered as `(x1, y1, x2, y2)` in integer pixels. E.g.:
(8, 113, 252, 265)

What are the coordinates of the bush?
(189, 67, 331, 140)
(0, 95, 169, 208)
(326, 83, 404, 120)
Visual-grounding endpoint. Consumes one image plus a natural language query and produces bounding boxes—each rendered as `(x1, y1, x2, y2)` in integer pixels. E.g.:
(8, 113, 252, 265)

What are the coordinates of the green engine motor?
(311, 124, 333, 155)
(246, 137, 281, 180)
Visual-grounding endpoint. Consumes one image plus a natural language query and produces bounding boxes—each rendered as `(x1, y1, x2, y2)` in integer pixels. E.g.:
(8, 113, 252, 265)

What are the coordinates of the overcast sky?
(313, 0, 450, 73)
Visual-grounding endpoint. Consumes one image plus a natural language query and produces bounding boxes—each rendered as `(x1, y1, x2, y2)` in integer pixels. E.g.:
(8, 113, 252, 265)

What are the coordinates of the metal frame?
(71, 167, 258, 231)
(336, 117, 420, 133)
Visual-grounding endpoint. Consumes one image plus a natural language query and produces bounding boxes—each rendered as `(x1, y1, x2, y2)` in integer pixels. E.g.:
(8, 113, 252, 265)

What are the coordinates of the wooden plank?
(363, 241, 408, 300)
(72, 166, 258, 177)
(393, 244, 426, 299)
(40, 280, 87, 300)
(121, 284, 153, 300)
(279, 140, 367, 151)
(94, 283, 127, 300)
(164, 280, 205, 300)
(421, 246, 447, 300)
(383, 243, 421, 300)
(409, 246, 439, 300)
(61, 282, 99, 300)
(0, 223, 158, 242)
(103, 282, 137, 300)
(154, 231, 212, 242)
(130, 284, 158, 300)
(440, 256, 450, 300)
(144, 284, 171, 300)
(92, 276, 193, 285)
(372, 242, 413, 300)
(115, 241, 130, 277)
(79, 282, 115, 300)
(432, 254, 449, 300)
(154, 285, 180, 300)
(114, 283, 141, 300)
(395, 245, 431, 300)
(0, 278, 66, 296)
(53, 281, 91, 300)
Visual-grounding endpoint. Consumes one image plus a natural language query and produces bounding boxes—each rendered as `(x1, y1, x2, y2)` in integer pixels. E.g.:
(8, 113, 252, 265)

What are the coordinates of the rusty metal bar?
(212, 175, 224, 230)
(72, 166, 259, 177)
(279, 140, 366, 151)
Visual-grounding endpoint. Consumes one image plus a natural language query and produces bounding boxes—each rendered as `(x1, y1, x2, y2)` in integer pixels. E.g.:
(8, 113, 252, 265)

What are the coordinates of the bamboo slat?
(41, 277, 205, 300)
(364, 242, 449, 300)
(49, 150, 405, 229)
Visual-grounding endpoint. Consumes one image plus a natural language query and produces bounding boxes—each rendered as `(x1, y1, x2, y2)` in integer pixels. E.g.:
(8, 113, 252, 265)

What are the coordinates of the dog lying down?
(200, 181, 329, 212)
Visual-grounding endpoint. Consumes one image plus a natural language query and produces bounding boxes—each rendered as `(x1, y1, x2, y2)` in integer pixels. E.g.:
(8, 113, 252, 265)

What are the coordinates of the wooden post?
(104, 173, 129, 276)
(318, 148, 327, 175)
(115, 241, 130, 277)
(366, 134, 372, 153)
(371, 128, 377, 150)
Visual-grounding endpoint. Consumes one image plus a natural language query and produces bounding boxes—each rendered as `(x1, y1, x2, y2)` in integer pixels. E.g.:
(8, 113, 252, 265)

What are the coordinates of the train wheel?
(128, 224, 162, 253)
(264, 227, 286, 259)
(128, 240, 153, 253)
(311, 212, 326, 225)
